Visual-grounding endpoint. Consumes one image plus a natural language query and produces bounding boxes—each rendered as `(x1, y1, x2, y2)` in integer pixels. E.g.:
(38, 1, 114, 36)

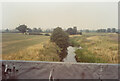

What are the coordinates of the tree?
(66, 28, 73, 35)
(85, 29, 89, 33)
(33, 28, 38, 32)
(16, 24, 27, 33)
(50, 27, 69, 50)
(102, 29, 106, 33)
(32, 28, 42, 32)
(5, 29, 9, 32)
(38, 28, 42, 32)
(107, 28, 111, 33)
(44, 29, 53, 33)
(66, 27, 78, 35)
(73, 26, 77, 34)
(97, 29, 106, 33)
(27, 28, 32, 32)
(111, 28, 116, 33)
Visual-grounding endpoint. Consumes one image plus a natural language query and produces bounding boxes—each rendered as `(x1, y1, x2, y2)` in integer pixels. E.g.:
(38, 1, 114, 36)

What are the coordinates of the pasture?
(2, 33, 60, 61)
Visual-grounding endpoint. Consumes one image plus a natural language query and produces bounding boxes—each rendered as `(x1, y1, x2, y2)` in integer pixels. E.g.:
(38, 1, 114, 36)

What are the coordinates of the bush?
(44, 33, 50, 36)
(29, 32, 43, 35)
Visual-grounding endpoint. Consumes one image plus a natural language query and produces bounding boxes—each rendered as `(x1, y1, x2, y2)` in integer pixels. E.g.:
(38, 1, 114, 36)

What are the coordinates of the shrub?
(29, 32, 43, 35)
(44, 33, 50, 36)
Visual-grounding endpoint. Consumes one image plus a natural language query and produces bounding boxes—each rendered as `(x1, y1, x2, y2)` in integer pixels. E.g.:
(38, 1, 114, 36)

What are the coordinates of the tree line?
(96, 28, 117, 33)
(3, 24, 53, 34)
(3, 24, 119, 34)
(80, 28, 118, 33)
(66, 26, 82, 35)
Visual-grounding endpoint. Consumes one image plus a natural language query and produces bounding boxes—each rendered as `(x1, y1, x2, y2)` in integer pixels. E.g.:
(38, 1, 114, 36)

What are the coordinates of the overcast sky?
(2, 2, 118, 30)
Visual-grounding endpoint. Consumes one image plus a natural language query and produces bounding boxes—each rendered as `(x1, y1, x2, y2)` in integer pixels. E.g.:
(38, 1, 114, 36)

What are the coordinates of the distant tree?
(44, 33, 50, 36)
(111, 28, 116, 33)
(118, 29, 120, 33)
(107, 28, 111, 33)
(16, 24, 27, 33)
(97, 29, 106, 33)
(66, 28, 73, 35)
(27, 28, 32, 32)
(5, 29, 9, 32)
(97, 29, 101, 33)
(38, 28, 42, 32)
(85, 29, 89, 33)
(66, 27, 78, 35)
(102, 29, 106, 33)
(80, 30, 83, 32)
(76, 30, 82, 35)
(73, 26, 77, 34)
(33, 28, 38, 32)
(44, 29, 53, 33)
(50, 27, 69, 50)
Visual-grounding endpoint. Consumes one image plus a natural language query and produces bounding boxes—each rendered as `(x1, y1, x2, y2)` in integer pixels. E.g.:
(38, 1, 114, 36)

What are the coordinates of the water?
(63, 46, 77, 62)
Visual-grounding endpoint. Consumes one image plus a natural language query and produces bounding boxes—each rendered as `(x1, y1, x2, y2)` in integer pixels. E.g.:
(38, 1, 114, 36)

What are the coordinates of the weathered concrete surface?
(0, 60, 119, 80)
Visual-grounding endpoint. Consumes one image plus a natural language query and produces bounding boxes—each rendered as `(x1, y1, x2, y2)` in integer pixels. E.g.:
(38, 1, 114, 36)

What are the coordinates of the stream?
(63, 46, 82, 62)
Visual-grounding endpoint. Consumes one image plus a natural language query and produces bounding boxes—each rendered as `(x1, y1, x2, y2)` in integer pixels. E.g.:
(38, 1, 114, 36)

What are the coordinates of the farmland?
(2, 33, 60, 61)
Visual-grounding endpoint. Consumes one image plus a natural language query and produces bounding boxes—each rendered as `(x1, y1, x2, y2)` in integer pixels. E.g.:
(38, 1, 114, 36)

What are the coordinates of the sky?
(2, 2, 118, 30)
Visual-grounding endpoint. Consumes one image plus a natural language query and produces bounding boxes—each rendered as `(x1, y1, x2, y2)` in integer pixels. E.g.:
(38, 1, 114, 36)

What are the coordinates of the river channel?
(63, 46, 82, 62)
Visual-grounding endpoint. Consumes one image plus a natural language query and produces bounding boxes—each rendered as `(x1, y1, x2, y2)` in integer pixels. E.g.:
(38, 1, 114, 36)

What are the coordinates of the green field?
(70, 33, 118, 63)
(2, 33, 60, 61)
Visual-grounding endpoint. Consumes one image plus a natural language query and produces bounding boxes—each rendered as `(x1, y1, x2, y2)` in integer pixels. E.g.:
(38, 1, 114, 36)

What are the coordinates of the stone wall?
(0, 60, 119, 80)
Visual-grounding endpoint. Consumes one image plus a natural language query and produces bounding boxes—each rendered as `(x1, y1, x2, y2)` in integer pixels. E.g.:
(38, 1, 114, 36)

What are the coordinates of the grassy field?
(2, 33, 118, 63)
(70, 33, 118, 63)
(2, 33, 60, 61)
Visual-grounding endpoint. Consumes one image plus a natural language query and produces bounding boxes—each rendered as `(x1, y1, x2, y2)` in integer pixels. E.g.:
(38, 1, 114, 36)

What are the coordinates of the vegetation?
(32, 28, 42, 32)
(3, 26, 118, 34)
(50, 27, 69, 50)
(66, 27, 82, 35)
(97, 28, 117, 33)
(44, 33, 50, 36)
(69, 36, 81, 47)
(16, 24, 28, 33)
(28, 32, 43, 35)
(75, 49, 106, 63)
(2, 26, 118, 63)
(2, 33, 60, 61)
(70, 33, 118, 63)
(50, 27, 69, 61)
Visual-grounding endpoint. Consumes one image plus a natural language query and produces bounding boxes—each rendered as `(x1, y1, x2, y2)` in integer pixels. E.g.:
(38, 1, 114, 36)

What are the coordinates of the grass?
(70, 33, 118, 63)
(2, 33, 60, 61)
(2, 33, 118, 63)
(75, 49, 107, 63)
(2, 33, 49, 54)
